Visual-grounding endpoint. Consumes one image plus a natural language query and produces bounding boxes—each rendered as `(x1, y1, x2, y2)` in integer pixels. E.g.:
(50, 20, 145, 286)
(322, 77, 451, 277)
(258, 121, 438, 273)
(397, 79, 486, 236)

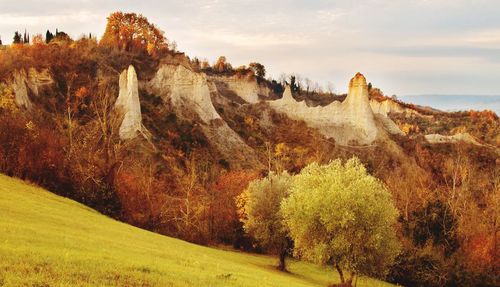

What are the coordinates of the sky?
(1, 0, 500, 107)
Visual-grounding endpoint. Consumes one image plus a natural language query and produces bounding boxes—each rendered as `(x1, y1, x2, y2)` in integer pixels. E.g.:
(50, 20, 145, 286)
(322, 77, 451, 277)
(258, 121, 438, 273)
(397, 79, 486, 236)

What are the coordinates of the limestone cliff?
(115, 65, 143, 140)
(9, 71, 30, 109)
(210, 75, 272, 104)
(370, 98, 420, 117)
(269, 73, 379, 145)
(147, 64, 263, 169)
(8, 68, 53, 109)
(425, 133, 482, 145)
(149, 64, 220, 122)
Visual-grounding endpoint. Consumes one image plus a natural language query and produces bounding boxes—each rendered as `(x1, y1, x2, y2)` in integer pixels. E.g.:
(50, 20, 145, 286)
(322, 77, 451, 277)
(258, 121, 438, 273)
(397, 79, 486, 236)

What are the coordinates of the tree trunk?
(348, 272, 355, 286)
(278, 251, 286, 271)
(335, 263, 345, 283)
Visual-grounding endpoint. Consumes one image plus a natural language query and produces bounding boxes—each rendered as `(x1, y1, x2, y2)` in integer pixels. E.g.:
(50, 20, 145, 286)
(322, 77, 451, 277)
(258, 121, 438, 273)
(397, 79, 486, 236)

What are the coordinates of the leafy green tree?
(281, 158, 401, 286)
(238, 172, 292, 271)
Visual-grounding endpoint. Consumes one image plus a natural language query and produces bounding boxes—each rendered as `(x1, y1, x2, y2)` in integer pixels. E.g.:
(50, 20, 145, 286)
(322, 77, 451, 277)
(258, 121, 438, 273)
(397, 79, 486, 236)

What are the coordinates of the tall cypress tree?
(46, 30, 54, 43)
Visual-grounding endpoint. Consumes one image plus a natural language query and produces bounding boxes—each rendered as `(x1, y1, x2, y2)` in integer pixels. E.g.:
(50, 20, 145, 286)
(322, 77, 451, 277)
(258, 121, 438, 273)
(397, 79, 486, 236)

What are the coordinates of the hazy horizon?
(399, 94, 500, 114)
(1, 0, 499, 109)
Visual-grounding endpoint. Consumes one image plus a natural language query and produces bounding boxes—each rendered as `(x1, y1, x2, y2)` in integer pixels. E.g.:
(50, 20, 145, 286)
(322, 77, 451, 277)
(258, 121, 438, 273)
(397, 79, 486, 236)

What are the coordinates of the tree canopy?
(249, 62, 266, 78)
(100, 12, 168, 55)
(238, 172, 292, 271)
(281, 158, 400, 285)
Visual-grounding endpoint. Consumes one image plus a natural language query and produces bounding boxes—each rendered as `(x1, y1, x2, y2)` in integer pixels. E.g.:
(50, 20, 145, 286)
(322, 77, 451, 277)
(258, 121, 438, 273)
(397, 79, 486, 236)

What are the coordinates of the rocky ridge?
(147, 64, 263, 169)
(425, 132, 482, 145)
(209, 74, 272, 104)
(268, 73, 381, 145)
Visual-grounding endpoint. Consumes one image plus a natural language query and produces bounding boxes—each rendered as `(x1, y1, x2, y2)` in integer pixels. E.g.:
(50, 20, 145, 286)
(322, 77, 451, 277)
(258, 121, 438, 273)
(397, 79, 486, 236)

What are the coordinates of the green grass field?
(0, 174, 396, 287)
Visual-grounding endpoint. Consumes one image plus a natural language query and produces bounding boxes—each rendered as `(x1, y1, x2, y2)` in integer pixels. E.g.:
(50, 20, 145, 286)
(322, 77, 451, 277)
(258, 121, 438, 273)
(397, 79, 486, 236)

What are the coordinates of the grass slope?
(0, 174, 395, 287)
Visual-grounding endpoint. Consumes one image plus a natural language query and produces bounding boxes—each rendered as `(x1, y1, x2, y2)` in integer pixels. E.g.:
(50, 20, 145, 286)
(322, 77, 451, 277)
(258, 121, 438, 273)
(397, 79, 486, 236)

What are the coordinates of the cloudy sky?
(1, 0, 500, 101)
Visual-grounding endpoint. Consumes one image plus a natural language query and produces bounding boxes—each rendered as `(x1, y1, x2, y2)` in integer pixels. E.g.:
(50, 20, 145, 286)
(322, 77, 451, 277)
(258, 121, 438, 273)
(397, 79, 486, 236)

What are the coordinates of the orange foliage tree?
(100, 12, 168, 55)
(207, 170, 260, 245)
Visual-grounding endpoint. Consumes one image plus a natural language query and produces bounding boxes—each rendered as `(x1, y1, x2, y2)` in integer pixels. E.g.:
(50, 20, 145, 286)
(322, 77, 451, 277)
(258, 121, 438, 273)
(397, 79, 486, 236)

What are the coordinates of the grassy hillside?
(0, 174, 395, 287)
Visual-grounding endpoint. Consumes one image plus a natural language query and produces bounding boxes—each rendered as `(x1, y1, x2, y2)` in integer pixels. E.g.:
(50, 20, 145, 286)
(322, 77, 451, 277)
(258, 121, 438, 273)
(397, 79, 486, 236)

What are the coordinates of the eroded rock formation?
(148, 64, 263, 169)
(370, 98, 421, 117)
(8, 68, 53, 109)
(149, 64, 220, 122)
(210, 75, 272, 104)
(269, 73, 379, 145)
(115, 65, 143, 140)
(425, 133, 482, 145)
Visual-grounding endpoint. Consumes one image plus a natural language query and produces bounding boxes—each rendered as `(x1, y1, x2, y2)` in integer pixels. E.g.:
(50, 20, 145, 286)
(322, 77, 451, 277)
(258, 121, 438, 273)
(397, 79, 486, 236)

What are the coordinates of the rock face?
(148, 64, 263, 169)
(149, 64, 220, 122)
(10, 71, 30, 109)
(115, 65, 143, 140)
(210, 75, 271, 104)
(370, 98, 420, 117)
(8, 68, 53, 109)
(370, 99, 405, 116)
(425, 133, 482, 145)
(269, 73, 379, 145)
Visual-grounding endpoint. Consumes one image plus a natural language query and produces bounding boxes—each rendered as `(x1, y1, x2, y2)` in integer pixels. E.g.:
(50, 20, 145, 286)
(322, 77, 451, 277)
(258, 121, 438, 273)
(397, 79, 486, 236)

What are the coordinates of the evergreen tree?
(45, 30, 54, 43)
(13, 31, 22, 44)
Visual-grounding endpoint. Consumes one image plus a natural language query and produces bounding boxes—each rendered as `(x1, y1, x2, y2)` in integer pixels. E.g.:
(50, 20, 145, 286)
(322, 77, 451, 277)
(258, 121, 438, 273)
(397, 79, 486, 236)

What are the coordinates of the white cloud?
(0, 0, 499, 96)
(0, 12, 101, 26)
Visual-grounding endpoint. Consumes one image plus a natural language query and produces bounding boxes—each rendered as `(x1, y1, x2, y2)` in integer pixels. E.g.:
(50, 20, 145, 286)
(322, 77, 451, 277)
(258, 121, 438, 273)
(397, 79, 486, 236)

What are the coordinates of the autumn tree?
(213, 56, 232, 73)
(281, 158, 401, 286)
(0, 84, 17, 113)
(238, 172, 292, 271)
(249, 62, 266, 78)
(32, 34, 44, 45)
(100, 12, 168, 55)
(206, 170, 259, 244)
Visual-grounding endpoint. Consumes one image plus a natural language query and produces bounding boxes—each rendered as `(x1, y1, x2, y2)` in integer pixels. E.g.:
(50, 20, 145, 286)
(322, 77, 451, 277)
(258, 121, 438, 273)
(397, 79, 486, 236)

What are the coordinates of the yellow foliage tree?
(100, 12, 168, 55)
(0, 84, 18, 113)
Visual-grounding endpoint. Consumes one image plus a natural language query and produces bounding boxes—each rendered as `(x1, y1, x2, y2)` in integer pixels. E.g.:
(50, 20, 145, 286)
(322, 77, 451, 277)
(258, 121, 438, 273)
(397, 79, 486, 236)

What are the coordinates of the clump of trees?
(100, 12, 168, 56)
(237, 158, 401, 286)
(249, 62, 265, 78)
